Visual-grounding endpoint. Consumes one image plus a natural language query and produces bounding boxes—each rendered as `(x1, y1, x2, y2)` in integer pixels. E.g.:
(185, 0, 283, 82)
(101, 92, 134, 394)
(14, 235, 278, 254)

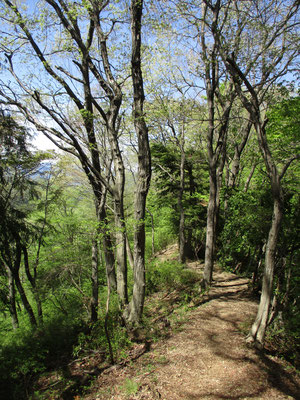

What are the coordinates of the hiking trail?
(81, 245, 300, 399)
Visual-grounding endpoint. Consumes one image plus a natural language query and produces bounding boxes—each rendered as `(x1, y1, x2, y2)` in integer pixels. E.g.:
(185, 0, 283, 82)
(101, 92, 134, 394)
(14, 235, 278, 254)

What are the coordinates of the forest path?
(85, 245, 300, 400)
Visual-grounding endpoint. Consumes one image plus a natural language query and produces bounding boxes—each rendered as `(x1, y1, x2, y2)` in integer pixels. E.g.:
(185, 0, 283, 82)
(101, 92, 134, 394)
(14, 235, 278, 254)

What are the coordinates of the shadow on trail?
(212, 282, 248, 288)
(213, 275, 244, 283)
(197, 309, 300, 400)
(199, 278, 253, 304)
(177, 271, 300, 400)
(179, 389, 267, 400)
(61, 341, 152, 400)
(257, 350, 300, 399)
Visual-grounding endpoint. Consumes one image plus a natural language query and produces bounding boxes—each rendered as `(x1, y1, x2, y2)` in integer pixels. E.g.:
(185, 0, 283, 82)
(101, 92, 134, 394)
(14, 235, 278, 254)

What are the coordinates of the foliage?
(149, 142, 208, 259)
(218, 187, 273, 274)
(0, 315, 84, 400)
(266, 95, 300, 166)
(147, 259, 200, 295)
(266, 315, 300, 369)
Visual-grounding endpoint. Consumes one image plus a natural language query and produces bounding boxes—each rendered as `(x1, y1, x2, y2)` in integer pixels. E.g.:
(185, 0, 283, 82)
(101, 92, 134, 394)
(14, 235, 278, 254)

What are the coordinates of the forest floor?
(37, 244, 300, 400)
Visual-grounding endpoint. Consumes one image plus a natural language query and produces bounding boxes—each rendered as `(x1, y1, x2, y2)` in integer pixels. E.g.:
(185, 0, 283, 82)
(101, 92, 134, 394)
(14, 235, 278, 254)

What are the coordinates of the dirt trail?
(84, 248, 300, 400)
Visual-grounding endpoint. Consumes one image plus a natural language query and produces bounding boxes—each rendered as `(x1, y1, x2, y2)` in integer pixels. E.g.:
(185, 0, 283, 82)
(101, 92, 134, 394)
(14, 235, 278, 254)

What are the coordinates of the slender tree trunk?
(23, 246, 43, 323)
(248, 191, 283, 346)
(178, 140, 186, 264)
(283, 261, 292, 311)
(14, 272, 37, 328)
(204, 143, 227, 287)
(215, 148, 226, 235)
(114, 197, 128, 306)
(11, 239, 38, 328)
(252, 245, 264, 291)
(146, 208, 155, 256)
(102, 234, 117, 291)
(244, 162, 257, 192)
(203, 166, 217, 287)
(225, 122, 252, 211)
(229, 121, 252, 190)
(246, 119, 284, 346)
(108, 122, 128, 306)
(104, 265, 114, 365)
(91, 238, 99, 323)
(126, 0, 151, 324)
(228, 146, 241, 189)
(98, 205, 117, 292)
(126, 233, 134, 269)
(6, 265, 19, 330)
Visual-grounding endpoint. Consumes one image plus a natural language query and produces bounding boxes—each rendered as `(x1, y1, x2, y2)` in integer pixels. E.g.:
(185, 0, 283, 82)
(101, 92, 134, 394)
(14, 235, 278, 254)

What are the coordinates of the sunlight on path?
(85, 248, 300, 400)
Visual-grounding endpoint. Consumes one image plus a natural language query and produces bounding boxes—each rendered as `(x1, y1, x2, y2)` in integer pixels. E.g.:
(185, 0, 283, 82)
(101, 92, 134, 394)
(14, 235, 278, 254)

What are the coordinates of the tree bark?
(125, 0, 151, 324)
(146, 208, 155, 257)
(203, 166, 217, 286)
(126, 233, 135, 269)
(114, 196, 128, 306)
(23, 245, 43, 323)
(5, 265, 19, 330)
(98, 202, 117, 292)
(107, 119, 128, 306)
(10, 237, 38, 328)
(14, 271, 37, 328)
(200, 2, 233, 288)
(248, 190, 283, 345)
(90, 238, 99, 323)
(178, 135, 186, 264)
(244, 162, 257, 192)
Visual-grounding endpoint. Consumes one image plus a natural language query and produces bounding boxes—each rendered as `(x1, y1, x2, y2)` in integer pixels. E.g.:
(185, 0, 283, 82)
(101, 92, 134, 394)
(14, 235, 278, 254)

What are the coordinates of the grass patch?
(121, 378, 140, 397)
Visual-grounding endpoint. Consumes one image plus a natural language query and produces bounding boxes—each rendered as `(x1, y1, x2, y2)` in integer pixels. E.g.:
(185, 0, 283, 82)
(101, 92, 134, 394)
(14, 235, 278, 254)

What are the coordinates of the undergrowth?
(265, 316, 300, 370)
(0, 315, 84, 400)
(0, 257, 202, 400)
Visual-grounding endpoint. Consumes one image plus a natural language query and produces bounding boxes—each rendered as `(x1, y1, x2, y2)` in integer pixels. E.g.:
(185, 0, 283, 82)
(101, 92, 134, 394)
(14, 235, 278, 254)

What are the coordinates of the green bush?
(218, 188, 272, 274)
(0, 315, 84, 400)
(146, 259, 200, 294)
(266, 314, 300, 369)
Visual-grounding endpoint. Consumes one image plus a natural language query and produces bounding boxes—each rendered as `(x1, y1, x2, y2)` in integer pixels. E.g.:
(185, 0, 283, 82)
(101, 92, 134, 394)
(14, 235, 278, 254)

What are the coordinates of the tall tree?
(125, 0, 151, 324)
(211, 0, 299, 346)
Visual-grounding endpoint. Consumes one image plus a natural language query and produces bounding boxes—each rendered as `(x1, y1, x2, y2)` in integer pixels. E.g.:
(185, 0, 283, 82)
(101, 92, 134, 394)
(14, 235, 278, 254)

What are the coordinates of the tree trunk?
(114, 197, 128, 306)
(247, 120, 283, 346)
(200, 1, 234, 288)
(244, 162, 257, 192)
(23, 245, 43, 324)
(146, 208, 155, 256)
(215, 148, 226, 236)
(126, 233, 134, 269)
(6, 265, 19, 330)
(14, 272, 37, 328)
(178, 140, 186, 264)
(108, 121, 128, 307)
(125, 0, 151, 324)
(11, 238, 38, 328)
(203, 166, 217, 287)
(90, 238, 99, 323)
(248, 191, 283, 346)
(98, 205, 117, 292)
